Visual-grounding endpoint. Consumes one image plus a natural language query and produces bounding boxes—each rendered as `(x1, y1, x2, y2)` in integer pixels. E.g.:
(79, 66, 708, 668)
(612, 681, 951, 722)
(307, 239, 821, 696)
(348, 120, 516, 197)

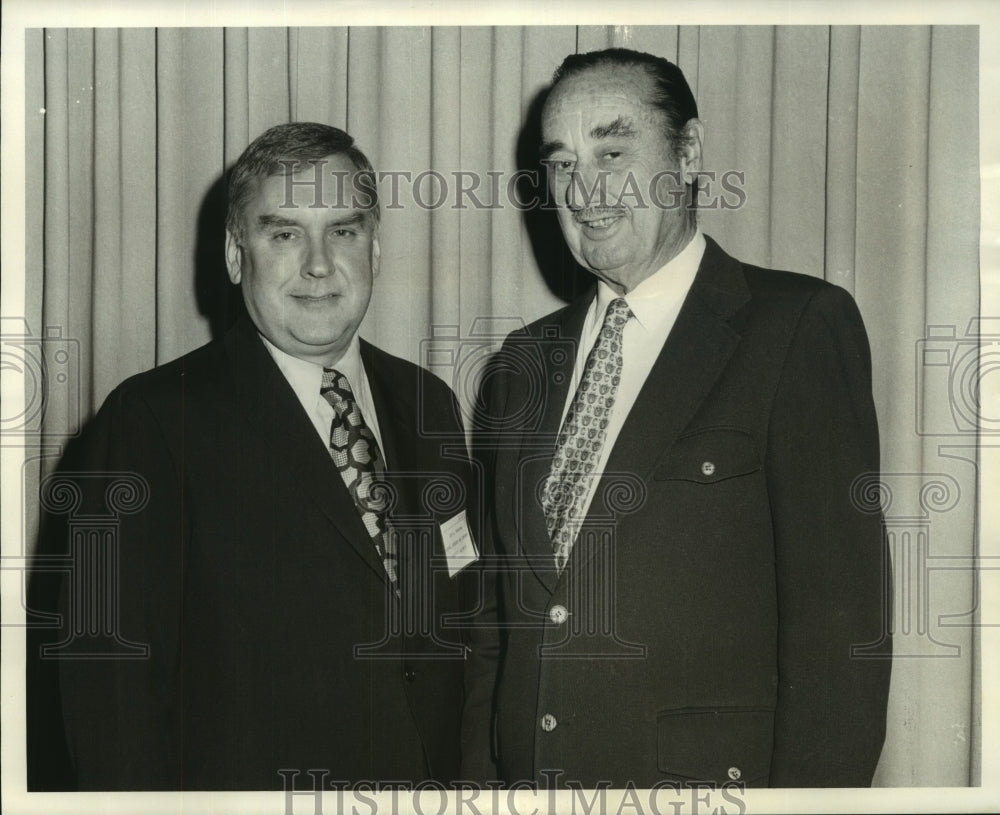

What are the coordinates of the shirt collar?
(595, 229, 706, 330)
(258, 333, 366, 405)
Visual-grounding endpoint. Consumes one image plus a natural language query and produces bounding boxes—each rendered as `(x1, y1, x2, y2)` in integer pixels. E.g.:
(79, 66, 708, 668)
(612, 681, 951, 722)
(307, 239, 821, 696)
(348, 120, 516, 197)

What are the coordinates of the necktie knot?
(605, 297, 632, 328)
(320, 367, 353, 412)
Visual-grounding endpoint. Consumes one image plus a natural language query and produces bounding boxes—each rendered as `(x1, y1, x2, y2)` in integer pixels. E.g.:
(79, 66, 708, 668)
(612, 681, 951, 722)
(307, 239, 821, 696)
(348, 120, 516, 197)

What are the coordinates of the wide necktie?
(541, 297, 632, 570)
(320, 368, 398, 588)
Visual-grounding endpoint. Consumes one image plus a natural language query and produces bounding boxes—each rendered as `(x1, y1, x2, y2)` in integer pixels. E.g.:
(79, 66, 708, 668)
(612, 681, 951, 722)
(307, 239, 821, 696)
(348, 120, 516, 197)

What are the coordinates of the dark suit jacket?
(478, 236, 891, 788)
(33, 315, 490, 790)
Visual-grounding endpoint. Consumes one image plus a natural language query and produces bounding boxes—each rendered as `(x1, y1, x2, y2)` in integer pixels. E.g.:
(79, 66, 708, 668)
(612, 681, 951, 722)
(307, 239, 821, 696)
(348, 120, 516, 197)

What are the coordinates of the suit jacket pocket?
(657, 706, 774, 785)
(653, 427, 761, 484)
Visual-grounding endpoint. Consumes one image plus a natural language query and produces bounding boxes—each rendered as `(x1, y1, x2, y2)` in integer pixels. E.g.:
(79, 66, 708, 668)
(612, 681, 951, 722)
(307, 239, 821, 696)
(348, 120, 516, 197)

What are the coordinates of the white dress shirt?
(260, 333, 387, 465)
(558, 230, 706, 526)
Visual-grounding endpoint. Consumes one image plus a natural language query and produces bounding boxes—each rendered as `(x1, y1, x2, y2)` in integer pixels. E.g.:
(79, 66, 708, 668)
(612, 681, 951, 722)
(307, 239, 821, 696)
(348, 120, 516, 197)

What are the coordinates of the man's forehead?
(545, 92, 642, 121)
(542, 69, 658, 135)
(541, 93, 657, 143)
(252, 157, 368, 212)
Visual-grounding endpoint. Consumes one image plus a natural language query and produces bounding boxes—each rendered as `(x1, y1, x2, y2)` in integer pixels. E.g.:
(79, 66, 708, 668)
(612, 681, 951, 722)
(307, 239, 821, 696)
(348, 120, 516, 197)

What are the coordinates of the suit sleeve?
(765, 284, 891, 787)
(54, 384, 186, 789)
(457, 350, 509, 784)
(458, 493, 502, 784)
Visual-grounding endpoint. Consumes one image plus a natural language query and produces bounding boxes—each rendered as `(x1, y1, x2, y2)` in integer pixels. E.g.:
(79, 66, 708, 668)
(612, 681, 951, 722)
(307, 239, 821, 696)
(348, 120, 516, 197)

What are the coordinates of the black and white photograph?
(2, 1, 997, 814)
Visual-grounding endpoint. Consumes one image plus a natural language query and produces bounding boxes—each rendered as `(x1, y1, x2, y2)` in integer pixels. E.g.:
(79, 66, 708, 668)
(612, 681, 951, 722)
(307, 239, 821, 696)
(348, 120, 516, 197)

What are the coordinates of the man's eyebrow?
(538, 141, 566, 161)
(538, 116, 637, 158)
(255, 211, 369, 229)
(256, 214, 299, 229)
(539, 140, 566, 160)
(590, 116, 637, 140)
(327, 211, 369, 227)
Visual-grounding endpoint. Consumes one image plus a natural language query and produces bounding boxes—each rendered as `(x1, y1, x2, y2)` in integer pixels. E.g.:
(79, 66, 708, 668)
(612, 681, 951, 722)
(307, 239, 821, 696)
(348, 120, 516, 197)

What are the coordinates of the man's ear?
(225, 230, 243, 285)
(371, 232, 381, 279)
(678, 118, 705, 186)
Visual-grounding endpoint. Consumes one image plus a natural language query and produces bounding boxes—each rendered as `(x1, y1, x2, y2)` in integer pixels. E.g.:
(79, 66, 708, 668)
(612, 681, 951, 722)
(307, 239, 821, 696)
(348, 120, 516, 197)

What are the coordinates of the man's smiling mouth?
(574, 208, 625, 230)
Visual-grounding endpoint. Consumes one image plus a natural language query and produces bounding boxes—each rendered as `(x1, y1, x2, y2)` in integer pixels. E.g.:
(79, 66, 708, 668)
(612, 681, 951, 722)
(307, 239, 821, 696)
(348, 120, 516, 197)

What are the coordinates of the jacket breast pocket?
(653, 427, 761, 484)
(657, 706, 774, 786)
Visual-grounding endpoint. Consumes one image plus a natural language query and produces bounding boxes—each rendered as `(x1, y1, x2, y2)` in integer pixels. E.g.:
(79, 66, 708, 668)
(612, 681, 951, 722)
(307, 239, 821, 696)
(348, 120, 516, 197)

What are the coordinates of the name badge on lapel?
(440, 510, 478, 577)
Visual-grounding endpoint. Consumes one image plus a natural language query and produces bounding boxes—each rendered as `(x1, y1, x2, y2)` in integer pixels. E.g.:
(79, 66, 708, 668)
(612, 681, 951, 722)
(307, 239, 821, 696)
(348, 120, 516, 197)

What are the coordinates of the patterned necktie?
(541, 297, 632, 570)
(320, 368, 398, 588)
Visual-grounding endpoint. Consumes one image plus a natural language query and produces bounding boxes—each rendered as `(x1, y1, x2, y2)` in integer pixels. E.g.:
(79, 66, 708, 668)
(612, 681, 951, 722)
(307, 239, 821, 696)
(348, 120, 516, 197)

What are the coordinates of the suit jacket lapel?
(360, 339, 425, 516)
(566, 236, 751, 574)
(360, 340, 433, 585)
(226, 317, 390, 585)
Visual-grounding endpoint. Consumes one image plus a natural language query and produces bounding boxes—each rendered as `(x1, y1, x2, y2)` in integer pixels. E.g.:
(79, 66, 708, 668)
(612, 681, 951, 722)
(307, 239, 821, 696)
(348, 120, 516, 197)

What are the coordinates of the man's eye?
(604, 151, 622, 160)
(548, 159, 575, 174)
(272, 231, 296, 241)
(333, 229, 356, 238)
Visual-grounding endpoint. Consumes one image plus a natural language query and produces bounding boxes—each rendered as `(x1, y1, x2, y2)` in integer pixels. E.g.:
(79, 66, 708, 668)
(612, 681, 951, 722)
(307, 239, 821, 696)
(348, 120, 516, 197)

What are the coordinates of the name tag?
(440, 510, 478, 577)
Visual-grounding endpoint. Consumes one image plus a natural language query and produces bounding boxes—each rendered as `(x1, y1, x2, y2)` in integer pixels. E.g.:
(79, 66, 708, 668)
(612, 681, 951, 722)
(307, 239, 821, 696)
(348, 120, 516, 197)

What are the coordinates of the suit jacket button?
(701, 461, 716, 476)
(404, 668, 417, 682)
(727, 766, 741, 780)
(549, 604, 568, 624)
(540, 713, 558, 732)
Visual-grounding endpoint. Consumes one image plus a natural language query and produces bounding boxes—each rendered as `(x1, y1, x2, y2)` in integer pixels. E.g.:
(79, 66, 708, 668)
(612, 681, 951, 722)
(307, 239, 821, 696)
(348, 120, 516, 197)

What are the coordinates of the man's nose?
(303, 235, 333, 277)
(565, 164, 603, 211)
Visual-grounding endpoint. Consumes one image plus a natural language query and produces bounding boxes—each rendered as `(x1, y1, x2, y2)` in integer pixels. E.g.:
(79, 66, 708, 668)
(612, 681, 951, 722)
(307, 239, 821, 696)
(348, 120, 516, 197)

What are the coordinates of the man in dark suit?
(35, 122, 491, 789)
(477, 49, 891, 788)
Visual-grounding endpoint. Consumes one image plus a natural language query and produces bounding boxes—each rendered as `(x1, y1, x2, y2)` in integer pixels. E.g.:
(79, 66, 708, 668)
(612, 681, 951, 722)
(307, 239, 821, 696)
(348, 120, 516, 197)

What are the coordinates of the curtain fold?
(825, 26, 861, 298)
(24, 24, 981, 788)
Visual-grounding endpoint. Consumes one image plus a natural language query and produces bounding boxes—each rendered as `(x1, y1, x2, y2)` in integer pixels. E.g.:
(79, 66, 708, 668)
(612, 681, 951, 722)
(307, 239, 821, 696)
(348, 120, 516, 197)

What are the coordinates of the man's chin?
(577, 232, 632, 268)
(270, 332, 351, 365)
(578, 251, 631, 282)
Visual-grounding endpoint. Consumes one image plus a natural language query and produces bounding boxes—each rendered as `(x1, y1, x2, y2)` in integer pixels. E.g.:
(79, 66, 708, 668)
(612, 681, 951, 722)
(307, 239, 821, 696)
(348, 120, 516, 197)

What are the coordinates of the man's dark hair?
(226, 121, 379, 240)
(552, 48, 699, 162)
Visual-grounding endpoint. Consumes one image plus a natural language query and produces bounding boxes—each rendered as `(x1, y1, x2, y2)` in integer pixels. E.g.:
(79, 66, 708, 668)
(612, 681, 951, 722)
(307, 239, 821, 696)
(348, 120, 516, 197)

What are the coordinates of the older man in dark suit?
(36, 122, 491, 789)
(478, 48, 891, 788)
